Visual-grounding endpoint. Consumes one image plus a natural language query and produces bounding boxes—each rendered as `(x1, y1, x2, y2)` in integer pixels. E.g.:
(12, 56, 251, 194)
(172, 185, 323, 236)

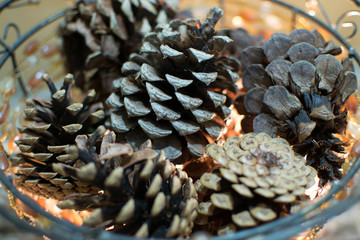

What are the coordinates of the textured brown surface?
(195, 132, 316, 235)
(60, 0, 177, 96)
(106, 7, 240, 162)
(236, 28, 356, 186)
(55, 130, 198, 238)
(13, 74, 105, 200)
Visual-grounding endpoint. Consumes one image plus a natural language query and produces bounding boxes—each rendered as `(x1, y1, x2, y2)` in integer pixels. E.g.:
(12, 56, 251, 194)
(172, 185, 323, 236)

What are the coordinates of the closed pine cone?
(236, 28, 357, 185)
(12, 74, 105, 200)
(55, 130, 198, 238)
(106, 7, 240, 162)
(60, 0, 177, 95)
(194, 132, 316, 235)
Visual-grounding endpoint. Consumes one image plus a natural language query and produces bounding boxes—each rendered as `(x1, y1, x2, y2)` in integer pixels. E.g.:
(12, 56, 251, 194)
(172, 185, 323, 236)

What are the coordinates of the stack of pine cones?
(10, 1, 358, 238)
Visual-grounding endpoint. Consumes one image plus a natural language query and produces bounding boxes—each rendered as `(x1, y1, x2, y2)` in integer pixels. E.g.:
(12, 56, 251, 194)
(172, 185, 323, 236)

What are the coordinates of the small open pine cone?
(194, 132, 316, 235)
(60, 0, 177, 95)
(106, 7, 240, 162)
(236, 28, 358, 185)
(12, 74, 105, 200)
(55, 130, 198, 238)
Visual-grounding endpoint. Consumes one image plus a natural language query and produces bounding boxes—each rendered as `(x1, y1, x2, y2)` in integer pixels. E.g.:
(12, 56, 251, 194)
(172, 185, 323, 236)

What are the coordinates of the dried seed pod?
(237, 28, 357, 185)
(107, 7, 240, 162)
(12, 74, 105, 200)
(56, 131, 197, 238)
(195, 133, 316, 235)
(60, 0, 177, 96)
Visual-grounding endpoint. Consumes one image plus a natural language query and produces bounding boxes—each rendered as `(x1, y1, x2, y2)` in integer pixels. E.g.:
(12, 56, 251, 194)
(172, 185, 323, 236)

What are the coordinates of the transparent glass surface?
(0, 1, 360, 240)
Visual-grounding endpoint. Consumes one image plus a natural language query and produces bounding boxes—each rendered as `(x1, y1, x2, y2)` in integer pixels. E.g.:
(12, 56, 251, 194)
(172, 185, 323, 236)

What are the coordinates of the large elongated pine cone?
(54, 131, 198, 238)
(106, 7, 240, 162)
(60, 0, 177, 94)
(236, 28, 358, 185)
(194, 133, 316, 235)
(12, 74, 105, 200)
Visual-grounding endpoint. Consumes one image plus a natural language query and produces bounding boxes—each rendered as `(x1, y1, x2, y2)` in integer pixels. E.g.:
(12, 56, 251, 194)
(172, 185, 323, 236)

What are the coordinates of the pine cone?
(236, 28, 358, 185)
(194, 132, 316, 235)
(60, 0, 177, 95)
(219, 28, 265, 65)
(12, 74, 105, 200)
(54, 131, 198, 238)
(106, 7, 240, 162)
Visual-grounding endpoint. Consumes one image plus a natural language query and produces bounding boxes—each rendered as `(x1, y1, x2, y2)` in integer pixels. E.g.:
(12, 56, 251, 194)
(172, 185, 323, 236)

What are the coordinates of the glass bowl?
(0, 0, 360, 239)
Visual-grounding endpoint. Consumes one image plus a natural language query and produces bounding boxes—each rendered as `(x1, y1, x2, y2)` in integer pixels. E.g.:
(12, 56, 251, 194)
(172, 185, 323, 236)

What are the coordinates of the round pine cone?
(106, 7, 240, 161)
(194, 132, 316, 235)
(236, 28, 358, 185)
(60, 0, 177, 94)
(12, 74, 105, 200)
(55, 131, 198, 238)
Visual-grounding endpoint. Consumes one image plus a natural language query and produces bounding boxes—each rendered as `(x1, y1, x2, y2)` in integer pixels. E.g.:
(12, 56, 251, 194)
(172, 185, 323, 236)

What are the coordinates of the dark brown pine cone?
(219, 28, 265, 66)
(54, 130, 198, 238)
(106, 7, 240, 162)
(60, 0, 177, 95)
(194, 132, 316, 235)
(236, 28, 358, 186)
(12, 74, 105, 200)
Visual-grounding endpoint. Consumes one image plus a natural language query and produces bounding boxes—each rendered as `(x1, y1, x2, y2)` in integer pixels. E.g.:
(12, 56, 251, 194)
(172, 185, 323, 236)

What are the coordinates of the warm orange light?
(61, 209, 84, 226)
(106, 225, 115, 231)
(343, 95, 358, 114)
(0, 100, 10, 125)
(28, 70, 47, 89)
(232, 16, 244, 27)
(265, 15, 282, 29)
(7, 133, 21, 155)
(241, 10, 257, 22)
(0, 142, 9, 171)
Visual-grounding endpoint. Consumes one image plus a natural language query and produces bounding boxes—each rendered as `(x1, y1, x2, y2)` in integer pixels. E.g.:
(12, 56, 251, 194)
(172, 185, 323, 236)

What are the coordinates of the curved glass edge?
(0, 0, 360, 239)
(0, 8, 67, 96)
(1, 155, 360, 240)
